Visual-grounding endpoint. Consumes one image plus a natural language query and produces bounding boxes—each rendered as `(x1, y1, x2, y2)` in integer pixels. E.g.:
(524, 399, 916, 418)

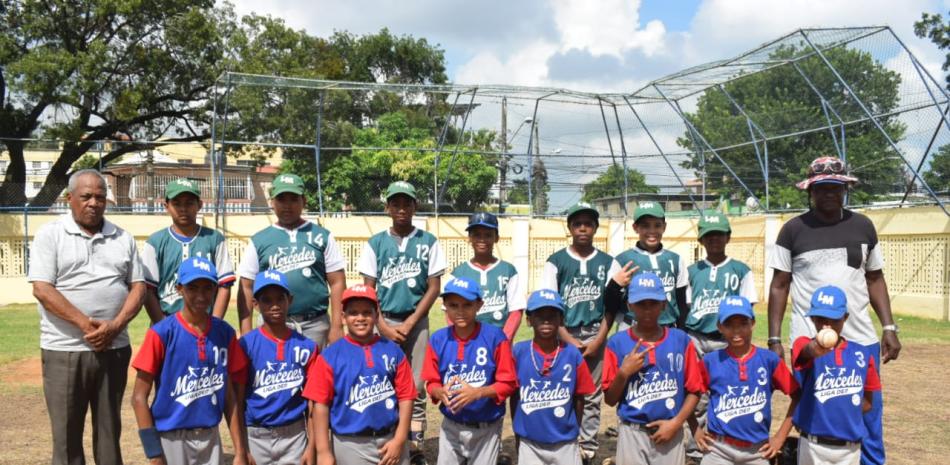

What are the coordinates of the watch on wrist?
(882, 324, 899, 333)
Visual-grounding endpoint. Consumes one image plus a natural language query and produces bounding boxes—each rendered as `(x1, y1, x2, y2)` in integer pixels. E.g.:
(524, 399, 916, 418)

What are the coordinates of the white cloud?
(454, 41, 560, 86)
(551, 0, 666, 57)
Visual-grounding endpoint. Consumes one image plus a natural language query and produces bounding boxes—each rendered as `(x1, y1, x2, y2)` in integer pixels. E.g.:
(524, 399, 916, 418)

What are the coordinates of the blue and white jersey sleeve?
(213, 238, 235, 284)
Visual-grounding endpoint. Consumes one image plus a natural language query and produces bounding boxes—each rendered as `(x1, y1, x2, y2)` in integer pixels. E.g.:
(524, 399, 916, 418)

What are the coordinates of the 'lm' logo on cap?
(703, 215, 720, 223)
(816, 292, 836, 306)
(452, 278, 470, 289)
(192, 258, 211, 272)
(351, 284, 367, 293)
(724, 296, 744, 306)
(540, 290, 556, 300)
(639, 202, 656, 208)
(263, 270, 281, 281)
(175, 179, 194, 187)
(279, 175, 296, 183)
(637, 277, 657, 287)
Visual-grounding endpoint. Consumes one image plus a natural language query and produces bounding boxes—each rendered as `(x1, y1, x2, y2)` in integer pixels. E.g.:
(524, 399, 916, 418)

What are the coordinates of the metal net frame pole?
(526, 92, 557, 218)
(597, 98, 619, 168)
(902, 104, 950, 205)
(792, 62, 847, 159)
(653, 85, 762, 211)
(313, 91, 325, 217)
(433, 91, 463, 218)
(209, 79, 220, 228)
(622, 96, 701, 211)
(716, 84, 770, 210)
(674, 100, 708, 210)
(437, 88, 479, 209)
(611, 103, 631, 219)
(800, 31, 950, 216)
(217, 75, 234, 231)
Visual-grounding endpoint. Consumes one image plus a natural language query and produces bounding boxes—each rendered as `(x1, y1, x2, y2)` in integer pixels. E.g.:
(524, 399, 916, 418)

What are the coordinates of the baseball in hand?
(817, 328, 838, 349)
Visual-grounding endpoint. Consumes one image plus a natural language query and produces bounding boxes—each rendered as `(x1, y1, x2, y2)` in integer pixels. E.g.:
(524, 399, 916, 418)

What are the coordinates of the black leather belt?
(805, 434, 859, 447)
(448, 417, 499, 429)
(287, 311, 326, 321)
(382, 311, 412, 322)
(344, 425, 396, 437)
(620, 420, 659, 435)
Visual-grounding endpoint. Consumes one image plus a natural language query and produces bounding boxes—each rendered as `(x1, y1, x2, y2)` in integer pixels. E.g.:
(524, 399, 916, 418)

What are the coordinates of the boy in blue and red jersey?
(694, 296, 799, 465)
(421, 277, 517, 465)
(511, 289, 596, 465)
(602, 272, 704, 465)
(792, 286, 881, 465)
(304, 284, 417, 465)
(238, 269, 318, 464)
(130, 257, 251, 465)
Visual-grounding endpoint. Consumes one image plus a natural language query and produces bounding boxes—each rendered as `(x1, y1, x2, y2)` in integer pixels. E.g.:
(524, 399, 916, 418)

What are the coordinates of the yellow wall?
(3, 206, 948, 320)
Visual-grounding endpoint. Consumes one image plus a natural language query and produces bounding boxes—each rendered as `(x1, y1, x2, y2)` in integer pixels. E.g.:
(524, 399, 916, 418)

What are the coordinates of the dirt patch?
(0, 344, 945, 464)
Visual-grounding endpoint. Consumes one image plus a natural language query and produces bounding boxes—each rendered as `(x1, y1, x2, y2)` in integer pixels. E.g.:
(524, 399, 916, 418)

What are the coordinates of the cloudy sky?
(228, 0, 950, 211)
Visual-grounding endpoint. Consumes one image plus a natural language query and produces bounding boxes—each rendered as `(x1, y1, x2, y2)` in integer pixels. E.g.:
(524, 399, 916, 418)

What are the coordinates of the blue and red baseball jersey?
(421, 323, 517, 424)
(700, 346, 798, 444)
(132, 312, 247, 432)
(512, 341, 596, 444)
(238, 327, 317, 427)
(792, 337, 881, 442)
(302, 336, 416, 435)
(602, 327, 703, 424)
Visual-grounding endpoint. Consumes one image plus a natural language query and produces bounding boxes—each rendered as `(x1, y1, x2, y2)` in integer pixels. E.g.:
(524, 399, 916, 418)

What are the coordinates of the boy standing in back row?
(142, 178, 234, 322)
(358, 181, 446, 464)
(541, 202, 619, 464)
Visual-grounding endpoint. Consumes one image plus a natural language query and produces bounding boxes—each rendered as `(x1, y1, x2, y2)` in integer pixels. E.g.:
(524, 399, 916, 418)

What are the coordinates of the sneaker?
(497, 453, 512, 465)
(601, 458, 615, 465)
(409, 450, 428, 465)
(581, 450, 596, 465)
(685, 456, 702, 465)
(605, 425, 618, 438)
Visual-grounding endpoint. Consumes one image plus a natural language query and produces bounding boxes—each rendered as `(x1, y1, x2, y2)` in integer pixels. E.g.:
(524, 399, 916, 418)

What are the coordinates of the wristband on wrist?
(767, 337, 782, 345)
(139, 427, 163, 459)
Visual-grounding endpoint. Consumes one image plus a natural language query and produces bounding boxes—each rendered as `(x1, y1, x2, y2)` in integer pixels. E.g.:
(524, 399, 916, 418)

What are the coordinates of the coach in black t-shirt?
(767, 156, 901, 465)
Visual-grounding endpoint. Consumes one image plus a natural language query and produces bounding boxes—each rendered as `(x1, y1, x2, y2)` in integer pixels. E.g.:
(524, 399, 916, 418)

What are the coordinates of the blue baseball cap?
(253, 270, 291, 297)
(441, 277, 482, 301)
(177, 257, 218, 285)
(806, 285, 848, 320)
(627, 272, 667, 303)
(717, 296, 754, 323)
(526, 289, 565, 313)
(466, 212, 499, 231)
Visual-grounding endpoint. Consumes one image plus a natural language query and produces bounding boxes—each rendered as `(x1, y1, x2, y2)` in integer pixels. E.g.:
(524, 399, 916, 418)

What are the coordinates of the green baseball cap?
(385, 181, 417, 201)
(165, 178, 201, 200)
(633, 201, 665, 222)
(271, 173, 305, 196)
(566, 202, 599, 221)
(698, 210, 731, 238)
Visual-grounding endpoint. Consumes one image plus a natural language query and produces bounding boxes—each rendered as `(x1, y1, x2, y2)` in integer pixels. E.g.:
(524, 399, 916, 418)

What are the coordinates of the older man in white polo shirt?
(28, 169, 146, 465)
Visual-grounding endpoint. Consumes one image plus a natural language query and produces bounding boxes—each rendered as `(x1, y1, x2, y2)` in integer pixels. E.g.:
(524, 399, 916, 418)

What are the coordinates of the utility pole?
(499, 97, 507, 213)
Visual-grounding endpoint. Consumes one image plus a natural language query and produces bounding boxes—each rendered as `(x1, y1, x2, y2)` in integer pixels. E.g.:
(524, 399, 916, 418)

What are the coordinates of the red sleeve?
(227, 336, 248, 377)
(864, 356, 882, 392)
(502, 310, 523, 341)
(575, 359, 596, 396)
(301, 355, 335, 404)
(772, 358, 799, 396)
(394, 358, 417, 401)
(421, 344, 444, 400)
(489, 339, 517, 403)
(791, 336, 813, 371)
(602, 347, 618, 392)
(131, 329, 165, 376)
(683, 341, 704, 394)
(699, 359, 710, 392)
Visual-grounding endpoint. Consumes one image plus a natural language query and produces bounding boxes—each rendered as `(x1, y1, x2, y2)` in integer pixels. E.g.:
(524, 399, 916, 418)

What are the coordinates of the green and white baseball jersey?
(141, 227, 234, 315)
(540, 248, 618, 328)
(449, 260, 526, 328)
(614, 245, 689, 326)
(237, 221, 345, 317)
(357, 228, 446, 314)
(686, 257, 758, 335)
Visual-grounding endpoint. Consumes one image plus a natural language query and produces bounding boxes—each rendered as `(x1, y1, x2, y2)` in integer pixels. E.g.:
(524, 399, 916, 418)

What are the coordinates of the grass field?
(1, 303, 948, 464)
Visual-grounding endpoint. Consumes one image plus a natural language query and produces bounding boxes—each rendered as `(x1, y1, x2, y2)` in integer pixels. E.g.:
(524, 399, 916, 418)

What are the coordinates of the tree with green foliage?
(322, 111, 497, 212)
(582, 164, 657, 202)
(1, 0, 232, 208)
(923, 144, 950, 193)
(915, 12, 950, 194)
(678, 46, 906, 209)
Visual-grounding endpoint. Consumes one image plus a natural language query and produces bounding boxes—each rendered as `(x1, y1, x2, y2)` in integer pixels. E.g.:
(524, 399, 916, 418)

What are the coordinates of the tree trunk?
(29, 144, 87, 209)
(0, 141, 28, 207)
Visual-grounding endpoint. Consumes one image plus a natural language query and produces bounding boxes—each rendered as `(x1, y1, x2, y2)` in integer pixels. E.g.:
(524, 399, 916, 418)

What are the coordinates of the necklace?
(531, 340, 561, 376)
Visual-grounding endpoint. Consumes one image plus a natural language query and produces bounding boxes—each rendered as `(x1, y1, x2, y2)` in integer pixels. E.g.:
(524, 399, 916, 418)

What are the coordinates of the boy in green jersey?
(237, 173, 347, 348)
(447, 212, 526, 341)
(607, 201, 689, 330)
(357, 181, 446, 464)
(142, 178, 234, 323)
(540, 202, 619, 464)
